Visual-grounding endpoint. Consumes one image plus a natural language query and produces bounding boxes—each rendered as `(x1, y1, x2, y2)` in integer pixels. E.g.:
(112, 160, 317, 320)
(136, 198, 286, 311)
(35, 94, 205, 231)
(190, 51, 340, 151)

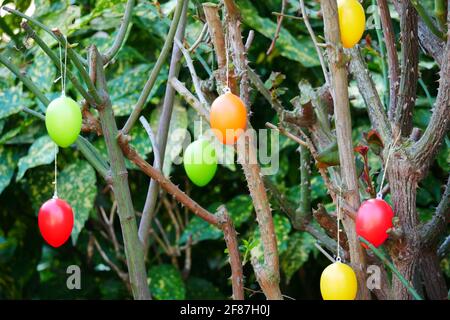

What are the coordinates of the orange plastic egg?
(210, 92, 247, 145)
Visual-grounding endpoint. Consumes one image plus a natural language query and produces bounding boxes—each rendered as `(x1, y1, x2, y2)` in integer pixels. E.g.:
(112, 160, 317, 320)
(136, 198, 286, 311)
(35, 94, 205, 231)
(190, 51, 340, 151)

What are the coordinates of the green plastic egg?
(45, 95, 82, 148)
(183, 139, 218, 187)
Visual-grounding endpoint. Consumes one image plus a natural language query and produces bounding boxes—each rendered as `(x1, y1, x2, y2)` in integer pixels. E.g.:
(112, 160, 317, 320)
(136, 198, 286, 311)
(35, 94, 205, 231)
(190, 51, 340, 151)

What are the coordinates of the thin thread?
(224, 28, 230, 93)
(314, 242, 335, 263)
(59, 34, 68, 96)
(63, 35, 68, 95)
(59, 41, 63, 95)
(53, 144, 58, 198)
(336, 186, 342, 262)
(377, 132, 401, 199)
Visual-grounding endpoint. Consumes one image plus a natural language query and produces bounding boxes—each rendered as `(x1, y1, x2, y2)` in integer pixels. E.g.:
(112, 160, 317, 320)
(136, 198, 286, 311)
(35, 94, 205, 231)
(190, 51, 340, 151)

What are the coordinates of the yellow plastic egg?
(320, 261, 358, 300)
(337, 0, 366, 49)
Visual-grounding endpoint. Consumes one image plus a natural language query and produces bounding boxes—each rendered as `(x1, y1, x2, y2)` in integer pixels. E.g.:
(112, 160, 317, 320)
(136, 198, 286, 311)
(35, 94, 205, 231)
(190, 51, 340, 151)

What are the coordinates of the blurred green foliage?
(0, 0, 448, 299)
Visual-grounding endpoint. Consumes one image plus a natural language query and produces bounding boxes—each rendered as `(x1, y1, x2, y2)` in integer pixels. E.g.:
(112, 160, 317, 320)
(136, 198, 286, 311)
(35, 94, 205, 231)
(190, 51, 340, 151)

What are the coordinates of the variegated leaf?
(16, 136, 56, 181)
(148, 264, 186, 300)
(150, 102, 188, 176)
(58, 160, 97, 244)
(0, 85, 33, 120)
(0, 146, 21, 195)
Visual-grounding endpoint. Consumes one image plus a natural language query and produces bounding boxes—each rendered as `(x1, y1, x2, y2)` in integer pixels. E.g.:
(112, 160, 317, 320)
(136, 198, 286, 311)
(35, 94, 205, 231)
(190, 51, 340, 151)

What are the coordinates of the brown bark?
(377, 0, 399, 112)
(321, 0, 370, 300)
(387, 157, 421, 300)
(392, 1, 419, 136)
(203, 0, 283, 300)
(118, 138, 245, 300)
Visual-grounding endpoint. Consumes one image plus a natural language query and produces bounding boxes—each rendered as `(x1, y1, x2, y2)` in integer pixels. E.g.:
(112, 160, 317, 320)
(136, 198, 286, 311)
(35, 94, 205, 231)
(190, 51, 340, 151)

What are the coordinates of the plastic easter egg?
(38, 198, 74, 248)
(183, 139, 218, 187)
(356, 198, 394, 248)
(337, 0, 366, 48)
(320, 261, 358, 300)
(45, 95, 82, 148)
(210, 92, 247, 145)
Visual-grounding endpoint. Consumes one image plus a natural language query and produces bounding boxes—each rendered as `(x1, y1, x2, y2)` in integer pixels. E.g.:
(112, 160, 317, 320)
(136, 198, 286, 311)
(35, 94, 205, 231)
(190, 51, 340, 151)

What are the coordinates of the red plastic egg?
(356, 198, 394, 248)
(38, 198, 74, 248)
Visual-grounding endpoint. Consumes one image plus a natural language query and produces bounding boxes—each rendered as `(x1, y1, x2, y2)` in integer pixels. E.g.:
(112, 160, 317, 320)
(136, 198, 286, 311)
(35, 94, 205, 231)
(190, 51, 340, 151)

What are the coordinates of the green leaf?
(225, 195, 254, 227)
(0, 85, 33, 120)
(27, 52, 56, 93)
(186, 277, 225, 300)
(21, 167, 54, 212)
(349, 73, 386, 109)
(237, 0, 319, 67)
(281, 232, 316, 283)
(0, 117, 45, 145)
(58, 160, 97, 244)
(34, 2, 81, 45)
(150, 102, 188, 176)
(436, 137, 449, 172)
(179, 217, 222, 245)
(209, 195, 254, 228)
(180, 195, 253, 245)
(251, 214, 292, 262)
(133, 2, 170, 38)
(108, 64, 167, 116)
(0, 146, 21, 195)
(16, 136, 56, 181)
(129, 124, 153, 159)
(148, 264, 186, 300)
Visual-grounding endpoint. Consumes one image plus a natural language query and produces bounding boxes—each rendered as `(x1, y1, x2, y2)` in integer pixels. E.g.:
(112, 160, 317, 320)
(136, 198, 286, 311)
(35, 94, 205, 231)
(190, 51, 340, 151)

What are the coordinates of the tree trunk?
(388, 156, 421, 300)
(420, 250, 448, 299)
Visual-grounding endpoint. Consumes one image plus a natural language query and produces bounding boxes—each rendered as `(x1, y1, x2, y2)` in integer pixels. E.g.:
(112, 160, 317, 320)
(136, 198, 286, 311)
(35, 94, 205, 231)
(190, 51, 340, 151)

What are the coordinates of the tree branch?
(392, 1, 419, 136)
(410, 0, 446, 40)
(266, 0, 287, 55)
(118, 138, 244, 299)
(299, 0, 330, 85)
(376, 0, 400, 112)
(89, 45, 150, 300)
(122, 0, 186, 135)
(348, 48, 392, 144)
(52, 29, 103, 105)
(0, 52, 109, 179)
(21, 22, 95, 106)
(411, 14, 450, 171)
(321, 0, 369, 300)
(137, 0, 189, 249)
(102, 0, 135, 64)
(203, 2, 238, 93)
(421, 175, 450, 247)
(224, 0, 250, 106)
(169, 77, 210, 120)
(222, 0, 282, 299)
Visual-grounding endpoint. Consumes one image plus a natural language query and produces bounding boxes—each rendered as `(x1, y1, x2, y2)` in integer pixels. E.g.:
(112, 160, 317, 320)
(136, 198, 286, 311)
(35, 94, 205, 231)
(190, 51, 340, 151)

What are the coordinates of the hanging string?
(63, 35, 68, 95)
(53, 144, 59, 199)
(224, 28, 231, 93)
(59, 34, 68, 96)
(336, 186, 342, 262)
(377, 132, 401, 199)
(53, 34, 67, 199)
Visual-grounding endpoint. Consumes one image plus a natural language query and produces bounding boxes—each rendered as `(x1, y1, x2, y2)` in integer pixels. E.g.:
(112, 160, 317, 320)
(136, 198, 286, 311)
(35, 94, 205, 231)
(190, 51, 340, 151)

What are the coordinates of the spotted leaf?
(58, 160, 97, 244)
(0, 146, 21, 195)
(16, 136, 56, 181)
(281, 232, 317, 283)
(150, 102, 188, 176)
(0, 85, 33, 120)
(238, 0, 319, 67)
(148, 264, 186, 300)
